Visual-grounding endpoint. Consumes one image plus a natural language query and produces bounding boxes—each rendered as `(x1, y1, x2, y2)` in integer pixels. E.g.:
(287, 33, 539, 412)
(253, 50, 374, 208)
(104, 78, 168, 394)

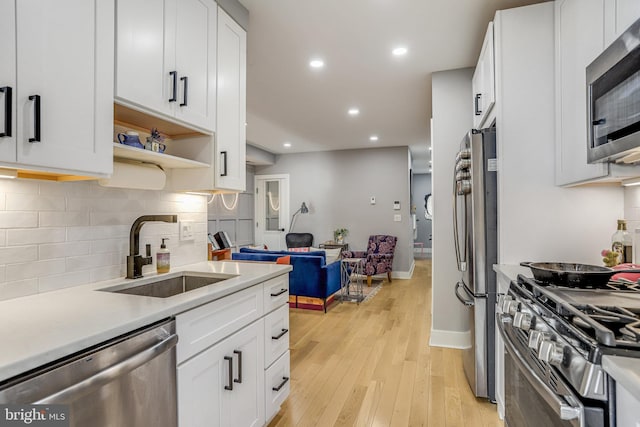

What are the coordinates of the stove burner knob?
(528, 330, 545, 349)
(507, 301, 520, 316)
(514, 312, 533, 331)
(498, 295, 512, 312)
(538, 340, 564, 366)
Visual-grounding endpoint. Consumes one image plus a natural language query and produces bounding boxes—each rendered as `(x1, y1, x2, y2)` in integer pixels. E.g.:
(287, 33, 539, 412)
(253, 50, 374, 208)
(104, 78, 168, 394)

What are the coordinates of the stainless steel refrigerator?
(453, 127, 497, 401)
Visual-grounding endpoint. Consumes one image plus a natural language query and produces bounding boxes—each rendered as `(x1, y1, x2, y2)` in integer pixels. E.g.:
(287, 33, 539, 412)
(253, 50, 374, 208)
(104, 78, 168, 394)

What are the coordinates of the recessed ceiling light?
(348, 108, 360, 116)
(369, 135, 379, 142)
(392, 46, 408, 56)
(309, 59, 325, 69)
(283, 142, 292, 148)
(428, 146, 432, 151)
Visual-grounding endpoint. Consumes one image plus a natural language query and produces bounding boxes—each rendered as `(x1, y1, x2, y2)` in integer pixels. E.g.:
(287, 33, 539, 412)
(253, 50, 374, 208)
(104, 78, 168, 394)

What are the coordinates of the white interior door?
(254, 174, 289, 251)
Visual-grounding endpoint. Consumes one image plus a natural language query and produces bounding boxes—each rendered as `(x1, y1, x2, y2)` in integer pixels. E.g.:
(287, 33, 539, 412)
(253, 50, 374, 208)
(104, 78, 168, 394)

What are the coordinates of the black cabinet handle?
(233, 350, 242, 384)
(474, 94, 482, 116)
(169, 71, 177, 102)
(270, 288, 287, 297)
(220, 151, 228, 176)
(28, 95, 40, 143)
(224, 356, 233, 390)
(180, 76, 188, 107)
(0, 87, 11, 137)
(272, 328, 289, 340)
(272, 376, 290, 392)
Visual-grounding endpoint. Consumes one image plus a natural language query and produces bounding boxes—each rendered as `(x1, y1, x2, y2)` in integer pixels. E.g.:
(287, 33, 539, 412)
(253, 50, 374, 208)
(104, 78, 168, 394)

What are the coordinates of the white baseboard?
(429, 328, 471, 349)
(391, 259, 415, 279)
(413, 247, 432, 255)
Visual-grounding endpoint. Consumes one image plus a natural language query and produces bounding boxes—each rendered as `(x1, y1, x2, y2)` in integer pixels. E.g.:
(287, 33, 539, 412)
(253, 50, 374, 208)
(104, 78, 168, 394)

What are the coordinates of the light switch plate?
(394, 214, 401, 222)
(180, 220, 194, 241)
(370, 196, 376, 205)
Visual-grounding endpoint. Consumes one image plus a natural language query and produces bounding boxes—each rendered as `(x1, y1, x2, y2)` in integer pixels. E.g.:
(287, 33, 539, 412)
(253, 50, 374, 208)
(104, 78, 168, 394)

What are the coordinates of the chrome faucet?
(127, 215, 178, 279)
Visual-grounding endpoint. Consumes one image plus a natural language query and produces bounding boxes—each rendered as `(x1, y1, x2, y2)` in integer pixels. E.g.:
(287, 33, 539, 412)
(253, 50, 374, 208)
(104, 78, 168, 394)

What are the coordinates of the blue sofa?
(232, 247, 341, 312)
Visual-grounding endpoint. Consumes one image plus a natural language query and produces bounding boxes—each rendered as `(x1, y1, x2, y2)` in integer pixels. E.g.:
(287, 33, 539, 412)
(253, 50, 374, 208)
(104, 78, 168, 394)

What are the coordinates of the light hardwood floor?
(268, 258, 502, 427)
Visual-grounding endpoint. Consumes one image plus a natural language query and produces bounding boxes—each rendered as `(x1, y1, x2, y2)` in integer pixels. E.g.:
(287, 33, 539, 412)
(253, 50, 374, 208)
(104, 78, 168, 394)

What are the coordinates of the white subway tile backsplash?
(0, 279, 39, 301)
(6, 259, 66, 281)
(7, 228, 66, 246)
(39, 242, 91, 260)
(0, 212, 38, 228)
(39, 271, 91, 293)
(0, 180, 208, 300)
(39, 212, 90, 227)
(0, 246, 38, 265)
(6, 194, 66, 211)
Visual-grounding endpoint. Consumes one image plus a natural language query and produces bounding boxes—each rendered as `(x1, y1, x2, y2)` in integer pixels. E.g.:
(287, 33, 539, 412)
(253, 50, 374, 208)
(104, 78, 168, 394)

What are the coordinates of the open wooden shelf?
(113, 143, 209, 169)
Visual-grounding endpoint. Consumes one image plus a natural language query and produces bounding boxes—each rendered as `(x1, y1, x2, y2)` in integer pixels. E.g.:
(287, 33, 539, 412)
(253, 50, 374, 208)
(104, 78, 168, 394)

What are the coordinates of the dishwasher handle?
(35, 333, 178, 404)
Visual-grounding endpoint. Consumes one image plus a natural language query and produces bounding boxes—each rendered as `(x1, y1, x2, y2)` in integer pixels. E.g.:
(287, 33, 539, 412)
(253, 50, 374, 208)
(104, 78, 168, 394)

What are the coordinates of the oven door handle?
(455, 282, 474, 306)
(497, 314, 583, 423)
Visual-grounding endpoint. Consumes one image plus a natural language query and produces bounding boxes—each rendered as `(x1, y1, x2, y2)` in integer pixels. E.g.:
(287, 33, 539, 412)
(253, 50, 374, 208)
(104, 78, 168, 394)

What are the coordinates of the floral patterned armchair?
(342, 235, 397, 286)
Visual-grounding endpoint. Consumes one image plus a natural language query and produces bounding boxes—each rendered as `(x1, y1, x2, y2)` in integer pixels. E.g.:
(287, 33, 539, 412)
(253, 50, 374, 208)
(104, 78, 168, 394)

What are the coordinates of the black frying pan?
(520, 262, 640, 288)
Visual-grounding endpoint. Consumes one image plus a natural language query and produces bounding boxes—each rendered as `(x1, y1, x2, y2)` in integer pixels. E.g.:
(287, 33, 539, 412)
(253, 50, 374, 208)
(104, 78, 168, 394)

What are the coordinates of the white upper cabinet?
(216, 7, 247, 191)
(472, 22, 495, 129)
(0, 0, 113, 176)
(555, 0, 640, 186)
(0, 0, 16, 164)
(115, 0, 217, 133)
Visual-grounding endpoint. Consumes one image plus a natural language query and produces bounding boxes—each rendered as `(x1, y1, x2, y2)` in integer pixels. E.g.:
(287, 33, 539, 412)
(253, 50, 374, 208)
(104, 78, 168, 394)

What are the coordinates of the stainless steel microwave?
(587, 17, 640, 163)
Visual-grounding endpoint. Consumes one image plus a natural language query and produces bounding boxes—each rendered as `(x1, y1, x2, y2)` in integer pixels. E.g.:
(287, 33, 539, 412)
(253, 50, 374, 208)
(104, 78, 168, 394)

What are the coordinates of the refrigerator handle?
(452, 168, 467, 271)
(455, 282, 475, 306)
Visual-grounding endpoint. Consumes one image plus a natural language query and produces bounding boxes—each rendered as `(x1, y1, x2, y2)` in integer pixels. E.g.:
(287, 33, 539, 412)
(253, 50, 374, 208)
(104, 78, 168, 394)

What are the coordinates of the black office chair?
(285, 233, 313, 249)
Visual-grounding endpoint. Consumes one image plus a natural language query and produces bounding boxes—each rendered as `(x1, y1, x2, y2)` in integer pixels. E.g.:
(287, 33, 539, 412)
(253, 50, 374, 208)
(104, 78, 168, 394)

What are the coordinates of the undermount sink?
(99, 272, 236, 298)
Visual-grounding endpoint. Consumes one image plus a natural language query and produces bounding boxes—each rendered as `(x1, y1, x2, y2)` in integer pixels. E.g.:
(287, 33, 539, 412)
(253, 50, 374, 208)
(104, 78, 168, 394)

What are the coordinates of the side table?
(319, 242, 349, 252)
(339, 257, 364, 303)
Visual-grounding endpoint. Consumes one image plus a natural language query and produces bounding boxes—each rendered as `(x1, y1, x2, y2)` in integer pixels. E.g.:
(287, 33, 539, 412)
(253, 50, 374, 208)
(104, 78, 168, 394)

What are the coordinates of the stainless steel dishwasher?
(0, 319, 178, 427)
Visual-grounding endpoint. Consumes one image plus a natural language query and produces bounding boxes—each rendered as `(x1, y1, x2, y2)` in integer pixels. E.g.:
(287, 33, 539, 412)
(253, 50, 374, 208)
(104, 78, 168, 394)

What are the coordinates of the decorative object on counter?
(612, 219, 632, 264)
(333, 227, 348, 244)
(145, 127, 166, 153)
(602, 249, 620, 267)
(117, 131, 144, 149)
(157, 238, 170, 273)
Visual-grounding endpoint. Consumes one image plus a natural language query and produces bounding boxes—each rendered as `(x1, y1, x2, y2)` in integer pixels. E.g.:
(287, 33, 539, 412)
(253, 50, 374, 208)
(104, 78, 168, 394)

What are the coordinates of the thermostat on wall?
(393, 201, 401, 210)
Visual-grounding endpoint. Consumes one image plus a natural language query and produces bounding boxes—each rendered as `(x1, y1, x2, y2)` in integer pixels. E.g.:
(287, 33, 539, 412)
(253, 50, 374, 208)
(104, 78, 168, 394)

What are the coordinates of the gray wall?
(412, 173, 432, 250)
(207, 166, 255, 248)
(431, 68, 474, 345)
(255, 147, 414, 274)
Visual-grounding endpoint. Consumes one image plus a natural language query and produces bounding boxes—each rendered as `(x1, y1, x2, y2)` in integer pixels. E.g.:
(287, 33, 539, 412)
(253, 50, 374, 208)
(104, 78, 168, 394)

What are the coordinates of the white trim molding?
(391, 259, 415, 279)
(429, 328, 471, 349)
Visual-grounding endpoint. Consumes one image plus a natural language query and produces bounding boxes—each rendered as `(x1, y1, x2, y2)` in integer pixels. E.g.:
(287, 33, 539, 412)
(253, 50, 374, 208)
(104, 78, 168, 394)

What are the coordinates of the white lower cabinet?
(178, 320, 265, 427)
(177, 274, 290, 427)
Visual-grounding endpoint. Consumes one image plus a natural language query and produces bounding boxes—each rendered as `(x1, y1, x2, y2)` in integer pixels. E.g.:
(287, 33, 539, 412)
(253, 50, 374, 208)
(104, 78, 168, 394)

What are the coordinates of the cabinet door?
(604, 0, 640, 46)
(216, 8, 247, 191)
(115, 0, 176, 118)
(555, 0, 609, 185)
(15, 0, 113, 175)
(472, 22, 495, 129)
(173, 0, 217, 132)
(0, 0, 16, 163)
(178, 320, 264, 427)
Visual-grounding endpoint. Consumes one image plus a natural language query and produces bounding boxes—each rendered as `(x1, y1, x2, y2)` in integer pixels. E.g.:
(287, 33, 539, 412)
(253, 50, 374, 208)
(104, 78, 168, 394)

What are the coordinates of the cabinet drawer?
(264, 304, 289, 368)
(263, 274, 289, 314)
(265, 350, 290, 423)
(176, 285, 263, 364)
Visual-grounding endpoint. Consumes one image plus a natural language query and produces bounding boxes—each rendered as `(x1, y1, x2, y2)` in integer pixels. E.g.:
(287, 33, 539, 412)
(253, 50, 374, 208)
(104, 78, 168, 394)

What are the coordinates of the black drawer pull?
(28, 95, 40, 142)
(180, 76, 188, 106)
(220, 150, 228, 176)
(233, 350, 242, 384)
(272, 376, 289, 392)
(272, 328, 289, 340)
(270, 288, 287, 297)
(224, 356, 233, 390)
(0, 86, 11, 137)
(474, 93, 482, 116)
(169, 71, 177, 102)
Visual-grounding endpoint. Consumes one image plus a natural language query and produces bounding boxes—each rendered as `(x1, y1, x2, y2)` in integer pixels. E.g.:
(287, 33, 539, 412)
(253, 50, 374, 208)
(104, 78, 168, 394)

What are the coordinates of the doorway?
(254, 174, 290, 251)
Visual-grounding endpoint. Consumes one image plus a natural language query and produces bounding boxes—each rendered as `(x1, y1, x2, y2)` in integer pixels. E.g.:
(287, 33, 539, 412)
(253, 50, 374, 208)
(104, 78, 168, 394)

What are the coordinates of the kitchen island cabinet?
(0, 0, 113, 177)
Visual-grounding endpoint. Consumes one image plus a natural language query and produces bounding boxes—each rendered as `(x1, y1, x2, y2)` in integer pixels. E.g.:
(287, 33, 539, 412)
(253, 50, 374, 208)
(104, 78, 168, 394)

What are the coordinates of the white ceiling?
(239, 0, 546, 173)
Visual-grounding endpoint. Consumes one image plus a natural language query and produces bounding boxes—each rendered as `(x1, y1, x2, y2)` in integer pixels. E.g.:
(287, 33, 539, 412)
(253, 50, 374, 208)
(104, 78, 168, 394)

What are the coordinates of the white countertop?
(493, 264, 532, 283)
(602, 355, 640, 401)
(0, 261, 292, 383)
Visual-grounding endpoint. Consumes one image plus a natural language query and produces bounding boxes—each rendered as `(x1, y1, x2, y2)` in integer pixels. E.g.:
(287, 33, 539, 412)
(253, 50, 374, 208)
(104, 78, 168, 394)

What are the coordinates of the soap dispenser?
(157, 238, 170, 273)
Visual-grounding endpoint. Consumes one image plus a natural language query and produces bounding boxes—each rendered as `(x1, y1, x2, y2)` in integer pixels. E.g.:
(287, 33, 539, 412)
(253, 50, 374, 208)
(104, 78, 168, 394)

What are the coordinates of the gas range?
(497, 274, 640, 426)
